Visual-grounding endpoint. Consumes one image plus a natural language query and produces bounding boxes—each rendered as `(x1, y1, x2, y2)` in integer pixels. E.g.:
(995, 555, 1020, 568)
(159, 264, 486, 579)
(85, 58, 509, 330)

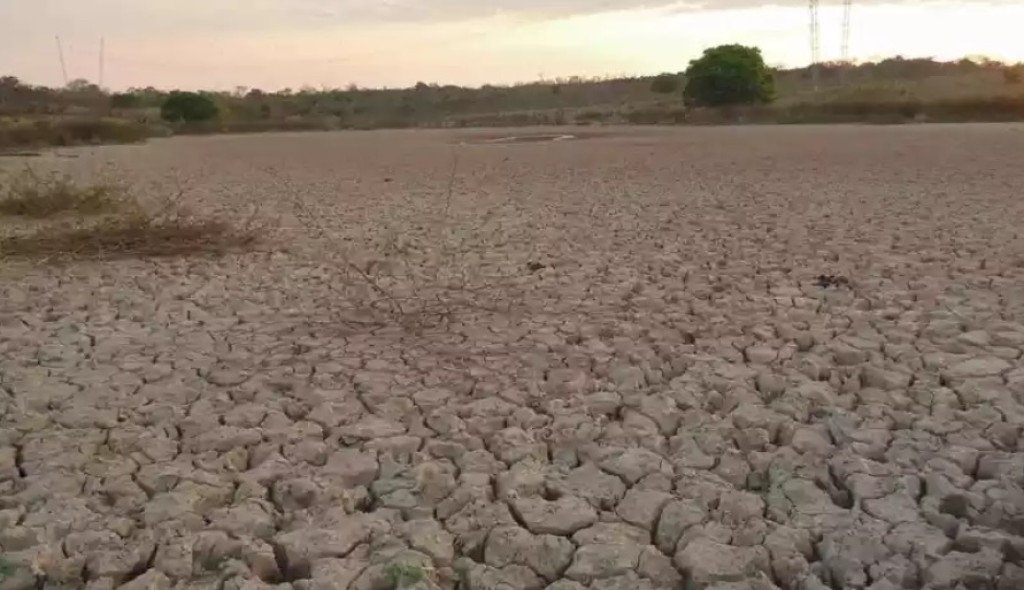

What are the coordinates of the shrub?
(160, 91, 219, 123)
(683, 44, 775, 107)
(650, 73, 681, 94)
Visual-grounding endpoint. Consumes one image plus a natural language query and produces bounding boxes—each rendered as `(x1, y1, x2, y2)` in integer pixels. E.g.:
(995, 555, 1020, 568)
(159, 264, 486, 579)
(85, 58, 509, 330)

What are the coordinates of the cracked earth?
(2, 124, 1024, 590)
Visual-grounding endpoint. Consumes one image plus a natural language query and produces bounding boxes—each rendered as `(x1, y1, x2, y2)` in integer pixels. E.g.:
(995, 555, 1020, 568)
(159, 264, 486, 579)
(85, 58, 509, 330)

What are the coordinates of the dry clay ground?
(2, 124, 1024, 590)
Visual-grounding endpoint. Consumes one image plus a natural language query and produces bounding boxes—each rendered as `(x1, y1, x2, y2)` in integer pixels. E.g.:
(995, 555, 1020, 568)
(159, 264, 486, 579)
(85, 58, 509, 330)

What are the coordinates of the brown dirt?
(1, 124, 1023, 590)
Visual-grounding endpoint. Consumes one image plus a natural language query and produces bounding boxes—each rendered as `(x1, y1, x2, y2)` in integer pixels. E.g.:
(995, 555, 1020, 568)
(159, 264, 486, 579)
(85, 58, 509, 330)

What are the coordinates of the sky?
(1, 0, 1022, 91)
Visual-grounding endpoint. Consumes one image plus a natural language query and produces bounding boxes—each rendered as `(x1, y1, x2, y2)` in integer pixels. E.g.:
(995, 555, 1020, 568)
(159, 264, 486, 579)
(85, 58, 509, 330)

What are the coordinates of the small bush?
(160, 91, 219, 123)
(683, 44, 775, 107)
(0, 169, 122, 218)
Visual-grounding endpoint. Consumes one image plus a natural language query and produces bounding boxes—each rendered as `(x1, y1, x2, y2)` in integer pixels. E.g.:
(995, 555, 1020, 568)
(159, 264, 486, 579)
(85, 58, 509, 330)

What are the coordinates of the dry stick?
(442, 147, 459, 220)
(434, 148, 460, 288)
(343, 258, 406, 317)
(275, 152, 516, 328)
(272, 165, 407, 319)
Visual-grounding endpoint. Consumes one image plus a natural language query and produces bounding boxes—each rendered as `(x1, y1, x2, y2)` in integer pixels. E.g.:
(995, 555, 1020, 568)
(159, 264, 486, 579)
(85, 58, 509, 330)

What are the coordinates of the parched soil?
(2, 124, 1024, 590)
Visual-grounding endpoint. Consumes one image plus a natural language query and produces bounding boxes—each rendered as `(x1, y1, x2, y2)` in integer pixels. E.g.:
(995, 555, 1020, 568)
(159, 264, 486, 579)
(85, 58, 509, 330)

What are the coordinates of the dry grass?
(0, 168, 123, 218)
(0, 168, 262, 261)
(0, 216, 258, 260)
(0, 117, 154, 149)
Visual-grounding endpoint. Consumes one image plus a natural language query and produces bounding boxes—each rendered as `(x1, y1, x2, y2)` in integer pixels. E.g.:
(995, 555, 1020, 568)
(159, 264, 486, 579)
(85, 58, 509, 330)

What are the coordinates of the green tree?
(650, 73, 681, 94)
(683, 44, 774, 107)
(160, 91, 219, 123)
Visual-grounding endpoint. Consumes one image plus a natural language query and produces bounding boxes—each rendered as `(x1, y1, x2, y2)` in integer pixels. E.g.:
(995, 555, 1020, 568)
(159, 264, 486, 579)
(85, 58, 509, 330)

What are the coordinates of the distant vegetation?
(160, 91, 220, 123)
(650, 73, 682, 95)
(1, 54, 1023, 148)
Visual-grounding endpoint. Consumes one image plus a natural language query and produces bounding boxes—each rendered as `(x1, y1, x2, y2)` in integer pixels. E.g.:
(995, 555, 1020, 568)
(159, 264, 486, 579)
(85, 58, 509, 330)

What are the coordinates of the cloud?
(3, 0, 1020, 43)
(230, 0, 1024, 22)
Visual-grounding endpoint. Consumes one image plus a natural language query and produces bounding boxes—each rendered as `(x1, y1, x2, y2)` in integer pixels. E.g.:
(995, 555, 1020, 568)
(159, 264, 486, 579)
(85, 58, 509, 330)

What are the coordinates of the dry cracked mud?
(2, 124, 1024, 590)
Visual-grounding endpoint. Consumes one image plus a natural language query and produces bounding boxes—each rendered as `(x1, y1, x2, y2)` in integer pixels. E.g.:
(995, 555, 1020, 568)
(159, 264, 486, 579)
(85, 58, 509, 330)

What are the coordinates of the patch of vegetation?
(4, 56, 1024, 134)
(0, 172, 262, 261)
(650, 72, 682, 94)
(0, 118, 152, 149)
(160, 91, 220, 123)
(384, 562, 426, 588)
(683, 44, 775, 107)
(0, 216, 258, 260)
(0, 556, 17, 581)
(0, 168, 122, 218)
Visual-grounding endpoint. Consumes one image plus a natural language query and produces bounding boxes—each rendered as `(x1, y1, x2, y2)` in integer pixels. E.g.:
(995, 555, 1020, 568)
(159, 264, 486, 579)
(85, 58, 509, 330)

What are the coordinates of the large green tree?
(683, 44, 775, 107)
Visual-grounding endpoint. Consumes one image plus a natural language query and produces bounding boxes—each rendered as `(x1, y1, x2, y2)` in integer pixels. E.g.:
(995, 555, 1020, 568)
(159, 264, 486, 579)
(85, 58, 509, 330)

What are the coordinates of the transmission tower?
(99, 37, 106, 88)
(841, 0, 853, 63)
(55, 36, 69, 86)
(809, 0, 820, 90)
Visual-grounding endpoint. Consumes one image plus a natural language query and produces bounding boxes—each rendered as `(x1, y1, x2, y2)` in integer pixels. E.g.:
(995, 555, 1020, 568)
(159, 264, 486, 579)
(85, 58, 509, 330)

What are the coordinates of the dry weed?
(275, 151, 521, 328)
(0, 216, 257, 260)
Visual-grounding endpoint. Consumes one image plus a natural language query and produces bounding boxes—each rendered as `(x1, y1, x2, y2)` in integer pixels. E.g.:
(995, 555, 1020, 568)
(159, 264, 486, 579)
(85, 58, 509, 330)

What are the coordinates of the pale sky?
(1, 0, 1021, 91)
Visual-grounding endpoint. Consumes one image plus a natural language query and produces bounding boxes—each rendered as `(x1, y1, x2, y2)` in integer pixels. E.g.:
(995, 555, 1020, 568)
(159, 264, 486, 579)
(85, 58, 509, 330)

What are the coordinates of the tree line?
(1, 49, 1020, 127)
